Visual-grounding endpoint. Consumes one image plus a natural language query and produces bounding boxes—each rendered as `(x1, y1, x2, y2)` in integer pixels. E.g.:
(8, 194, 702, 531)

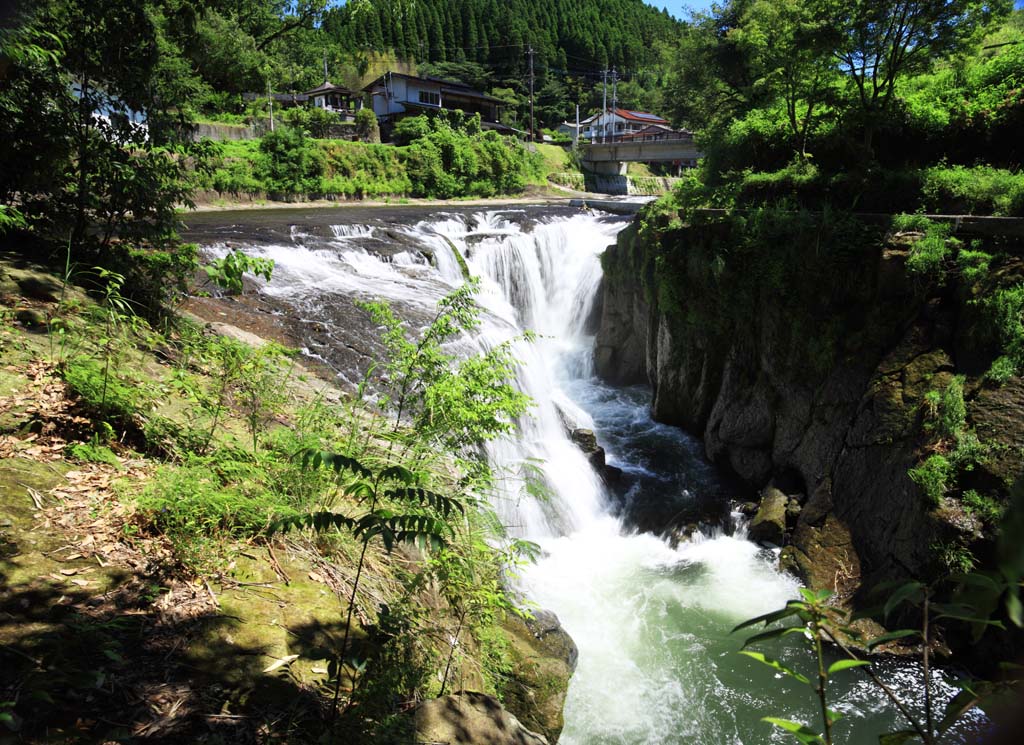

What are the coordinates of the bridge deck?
(581, 137, 701, 164)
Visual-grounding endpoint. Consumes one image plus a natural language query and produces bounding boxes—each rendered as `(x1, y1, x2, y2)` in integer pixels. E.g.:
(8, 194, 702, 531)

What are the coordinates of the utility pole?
(323, 52, 328, 82)
(528, 45, 535, 143)
(267, 79, 274, 132)
(601, 69, 608, 143)
(575, 103, 579, 147)
(611, 68, 618, 143)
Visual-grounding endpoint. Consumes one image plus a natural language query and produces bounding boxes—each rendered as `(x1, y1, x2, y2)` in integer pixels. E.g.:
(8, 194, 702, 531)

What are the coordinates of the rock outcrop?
(501, 610, 578, 743)
(596, 209, 1024, 596)
(415, 691, 549, 745)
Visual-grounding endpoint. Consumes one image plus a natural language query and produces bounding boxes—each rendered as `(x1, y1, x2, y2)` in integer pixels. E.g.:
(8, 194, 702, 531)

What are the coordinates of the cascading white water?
(198, 206, 981, 744)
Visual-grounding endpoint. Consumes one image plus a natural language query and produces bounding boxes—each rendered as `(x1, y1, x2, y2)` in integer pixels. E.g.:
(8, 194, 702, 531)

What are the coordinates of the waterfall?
(194, 206, 980, 745)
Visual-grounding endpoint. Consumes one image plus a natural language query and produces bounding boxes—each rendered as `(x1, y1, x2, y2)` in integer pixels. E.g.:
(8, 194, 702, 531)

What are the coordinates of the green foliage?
(979, 283, 1024, 378)
(257, 126, 324, 195)
(203, 249, 274, 295)
(0, 205, 27, 235)
(909, 454, 953, 506)
(921, 165, 1024, 217)
(358, 279, 532, 452)
(136, 458, 294, 573)
(63, 359, 148, 426)
(986, 355, 1017, 384)
(66, 441, 121, 468)
(901, 218, 953, 277)
(280, 106, 343, 138)
(319, 140, 411, 198)
(962, 489, 1003, 526)
(957, 247, 993, 284)
(736, 569, 1024, 745)
(734, 588, 864, 745)
(932, 539, 978, 573)
(354, 107, 380, 144)
(660, 3, 1021, 210)
(937, 376, 967, 441)
(400, 115, 530, 199)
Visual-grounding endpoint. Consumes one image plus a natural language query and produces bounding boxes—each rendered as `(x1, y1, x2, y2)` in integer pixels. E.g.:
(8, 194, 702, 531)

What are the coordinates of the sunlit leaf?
(762, 717, 824, 744)
(739, 651, 810, 684)
(866, 629, 919, 651)
(827, 659, 871, 675)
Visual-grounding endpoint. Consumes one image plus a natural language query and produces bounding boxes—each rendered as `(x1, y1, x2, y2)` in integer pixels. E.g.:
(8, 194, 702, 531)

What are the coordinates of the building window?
(616, 122, 624, 131)
(418, 90, 440, 106)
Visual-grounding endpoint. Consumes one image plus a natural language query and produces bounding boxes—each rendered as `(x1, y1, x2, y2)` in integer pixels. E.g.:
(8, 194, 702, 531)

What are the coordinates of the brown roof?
(302, 81, 359, 97)
(610, 108, 669, 125)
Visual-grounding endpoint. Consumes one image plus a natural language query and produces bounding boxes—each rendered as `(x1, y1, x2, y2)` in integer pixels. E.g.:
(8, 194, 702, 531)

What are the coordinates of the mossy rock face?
(970, 377, 1024, 490)
(748, 487, 788, 546)
(0, 458, 69, 571)
(499, 610, 577, 743)
(183, 551, 355, 704)
(415, 691, 549, 745)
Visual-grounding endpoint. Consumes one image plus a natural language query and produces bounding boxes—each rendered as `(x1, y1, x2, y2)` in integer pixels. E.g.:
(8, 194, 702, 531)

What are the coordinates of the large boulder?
(748, 486, 788, 546)
(414, 691, 549, 745)
(500, 610, 577, 743)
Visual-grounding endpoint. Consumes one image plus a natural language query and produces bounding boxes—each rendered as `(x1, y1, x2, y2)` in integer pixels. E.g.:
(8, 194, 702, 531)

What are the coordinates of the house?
(583, 108, 671, 142)
(557, 113, 598, 141)
(302, 81, 363, 120)
(241, 92, 308, 108)
(363, 72, 505, 128)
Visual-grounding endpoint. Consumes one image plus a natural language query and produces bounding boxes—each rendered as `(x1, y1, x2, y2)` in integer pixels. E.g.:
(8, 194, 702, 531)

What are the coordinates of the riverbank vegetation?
(0, 251, 570, 742)
(193, 112, 558, 201)
(660, 1, 1024, 216)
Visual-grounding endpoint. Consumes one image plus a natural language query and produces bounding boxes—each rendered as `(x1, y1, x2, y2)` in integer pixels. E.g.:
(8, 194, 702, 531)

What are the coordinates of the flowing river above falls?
(183, 204, 982, 744)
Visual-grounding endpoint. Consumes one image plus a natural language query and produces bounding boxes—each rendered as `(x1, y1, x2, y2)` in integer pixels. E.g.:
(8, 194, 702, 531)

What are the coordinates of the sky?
(647, 0, 1024, 20)
(644, 1, 715, 20)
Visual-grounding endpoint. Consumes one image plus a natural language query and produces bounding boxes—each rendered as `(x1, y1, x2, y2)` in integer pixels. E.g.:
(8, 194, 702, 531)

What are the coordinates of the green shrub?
(135, 459, 296, 573)
(899, 216, 953, 277)
(921, 165, 1024, 217)
(958, 247, 993, 283)
(951, 429, 988, 470)
(909, 454, 953, 506)
(931, 539, 977, 573)
(976, 283, 1024, 382)
(319, 140, 411, 197)
(399, 115, 528, 198)
(962, 489, 1004, 526)
(391, 115, 434, 145)
(938, 376, 967, 440)
(280, 106, 340, 138)
(355, 108, 380, 143)
(63, 358, 150, 424)
(986, 355, 1017, 384)
(66, 441, 121, 468)
(256, 126, 324, 195)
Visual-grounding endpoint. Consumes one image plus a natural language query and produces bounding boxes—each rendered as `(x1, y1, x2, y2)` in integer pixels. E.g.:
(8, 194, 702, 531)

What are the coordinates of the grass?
(921, 165, 1024, 217)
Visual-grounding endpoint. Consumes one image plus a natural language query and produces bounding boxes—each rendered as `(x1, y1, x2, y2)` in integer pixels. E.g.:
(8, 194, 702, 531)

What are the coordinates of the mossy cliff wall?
(595, 204, 1024, 595)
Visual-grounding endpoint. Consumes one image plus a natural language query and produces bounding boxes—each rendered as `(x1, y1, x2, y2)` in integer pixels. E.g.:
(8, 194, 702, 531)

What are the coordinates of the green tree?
(821, 0, 1011, 151)
(256, 126, 324, 194)
(732, 0, 837, 156)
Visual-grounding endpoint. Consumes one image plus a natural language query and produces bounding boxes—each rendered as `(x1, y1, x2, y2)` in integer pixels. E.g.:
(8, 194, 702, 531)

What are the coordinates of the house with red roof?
(582, 108, 673, 143)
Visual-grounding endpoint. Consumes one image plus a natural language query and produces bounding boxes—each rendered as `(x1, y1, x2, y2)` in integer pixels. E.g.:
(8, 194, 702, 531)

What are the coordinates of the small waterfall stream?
(188, 205, 980, 744)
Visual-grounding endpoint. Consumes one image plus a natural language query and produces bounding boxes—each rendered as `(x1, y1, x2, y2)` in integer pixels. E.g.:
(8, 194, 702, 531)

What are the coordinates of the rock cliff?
(596, 206, 1024, 597)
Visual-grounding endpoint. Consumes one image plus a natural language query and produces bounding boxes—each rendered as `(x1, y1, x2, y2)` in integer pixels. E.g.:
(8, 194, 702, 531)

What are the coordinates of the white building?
(363, 72, 503, 126)
(582, 108, 670, 142)
(301, 81, 363, 119)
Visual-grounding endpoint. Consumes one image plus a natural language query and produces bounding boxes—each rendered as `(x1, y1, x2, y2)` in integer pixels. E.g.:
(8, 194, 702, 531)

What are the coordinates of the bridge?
(579, 132, 701, 175)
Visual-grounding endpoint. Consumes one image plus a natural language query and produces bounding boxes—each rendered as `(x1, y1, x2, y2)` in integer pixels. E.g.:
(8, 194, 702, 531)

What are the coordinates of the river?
(184, 204, 980, 744)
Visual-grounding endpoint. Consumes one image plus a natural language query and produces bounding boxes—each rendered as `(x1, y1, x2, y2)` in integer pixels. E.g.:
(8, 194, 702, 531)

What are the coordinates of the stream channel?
(183, 204, 981, 744)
